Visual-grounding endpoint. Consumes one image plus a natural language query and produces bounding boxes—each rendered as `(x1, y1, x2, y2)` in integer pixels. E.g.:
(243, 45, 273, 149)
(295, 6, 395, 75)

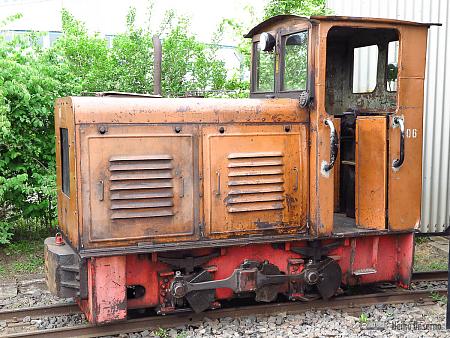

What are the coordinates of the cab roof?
(244, 14, 440, 38)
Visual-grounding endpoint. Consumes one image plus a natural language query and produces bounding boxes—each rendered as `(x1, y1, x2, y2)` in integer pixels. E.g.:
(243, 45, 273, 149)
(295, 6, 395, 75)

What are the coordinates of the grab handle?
(322, 119, 339, 172)
(392, 116, 405, 169)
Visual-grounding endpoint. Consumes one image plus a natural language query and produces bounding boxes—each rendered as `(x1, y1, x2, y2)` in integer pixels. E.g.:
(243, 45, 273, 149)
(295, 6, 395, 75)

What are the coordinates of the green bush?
(0, 33, 80, 242)
(0, 8, 237, 244)
(0, 1, 329, 244)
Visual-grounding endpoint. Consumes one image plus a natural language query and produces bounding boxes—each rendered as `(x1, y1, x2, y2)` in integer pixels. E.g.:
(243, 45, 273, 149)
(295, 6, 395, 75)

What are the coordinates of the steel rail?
(0, 303, 79, 322)
(411, 270, 448, 282)
(2, 288, 447, 338)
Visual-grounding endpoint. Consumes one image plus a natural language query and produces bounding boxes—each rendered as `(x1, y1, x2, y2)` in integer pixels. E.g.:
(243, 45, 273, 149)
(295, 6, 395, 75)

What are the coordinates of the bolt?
(164, 278, 169, 283)
(175, 126, 182, 133)
(219, 126, 225, 133)
(98, 125, 107, 134)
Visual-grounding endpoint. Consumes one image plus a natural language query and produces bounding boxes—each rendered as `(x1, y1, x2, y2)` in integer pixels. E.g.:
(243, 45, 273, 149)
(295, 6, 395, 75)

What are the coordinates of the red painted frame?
(79, 233, 413, 323)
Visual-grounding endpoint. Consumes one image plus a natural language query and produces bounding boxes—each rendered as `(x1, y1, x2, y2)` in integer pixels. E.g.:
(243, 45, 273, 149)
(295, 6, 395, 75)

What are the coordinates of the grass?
(430, 291, 447, 304)
(413, 238, 448, 272)
(0, 240, 45, 278)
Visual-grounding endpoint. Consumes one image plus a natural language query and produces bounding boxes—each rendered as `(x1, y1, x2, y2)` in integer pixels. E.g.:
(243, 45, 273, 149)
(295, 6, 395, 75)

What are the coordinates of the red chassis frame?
(79, 232, 413, 324)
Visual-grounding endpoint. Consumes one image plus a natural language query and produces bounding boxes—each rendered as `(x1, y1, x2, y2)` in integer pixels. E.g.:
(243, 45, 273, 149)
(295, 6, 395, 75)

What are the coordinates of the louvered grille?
(226, 152, 285, 213)
(109, 155, 174, 220)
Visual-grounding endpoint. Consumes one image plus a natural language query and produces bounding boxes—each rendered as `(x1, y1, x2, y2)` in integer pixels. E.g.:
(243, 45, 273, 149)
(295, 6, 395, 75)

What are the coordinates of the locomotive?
(45, 15, 434, 324)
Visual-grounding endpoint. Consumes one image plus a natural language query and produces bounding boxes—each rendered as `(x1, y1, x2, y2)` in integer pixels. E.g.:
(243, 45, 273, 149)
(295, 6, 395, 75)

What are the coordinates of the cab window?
(283, 31, 308, 91)
(255, 42, 275, 92)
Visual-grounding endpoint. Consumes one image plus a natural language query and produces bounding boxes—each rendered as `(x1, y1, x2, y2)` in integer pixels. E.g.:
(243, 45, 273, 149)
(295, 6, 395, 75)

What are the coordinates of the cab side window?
(60, 128, 70, 196)
(387, 40, 399, 92)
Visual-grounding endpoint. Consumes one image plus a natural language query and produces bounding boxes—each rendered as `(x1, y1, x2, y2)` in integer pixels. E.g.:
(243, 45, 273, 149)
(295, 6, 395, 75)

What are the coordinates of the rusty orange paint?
(355, 117, 387, 230)
(53, 16, 431, 251)
(48, 15, 435, 325)
(202, 124, 308, 237)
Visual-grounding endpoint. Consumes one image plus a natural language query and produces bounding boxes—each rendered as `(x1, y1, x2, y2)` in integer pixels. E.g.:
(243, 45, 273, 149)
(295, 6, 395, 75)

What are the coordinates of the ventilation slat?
(111, 190, 173, 200)
(228, 168, 283, 177)
(111, 199, 174, 210)
(228, 185, 284, 195)
(110, 162, 173, 171)
(111, 180, 173, 191)
(110, 171, 173, 181)
(228, 152, 283, 159)
(111, 208, 174, 219)
(227, 202, 284, 213)
(228, 177, 284, 186)
(227, 193, 284, 204)
(110, 155, 173, 161)
(228, 159, 283, 168)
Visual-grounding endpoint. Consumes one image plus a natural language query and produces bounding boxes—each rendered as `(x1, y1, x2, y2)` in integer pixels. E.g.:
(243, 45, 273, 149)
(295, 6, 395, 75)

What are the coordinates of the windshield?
(283, 31, 308, 91)
(255, 42, 275, 92)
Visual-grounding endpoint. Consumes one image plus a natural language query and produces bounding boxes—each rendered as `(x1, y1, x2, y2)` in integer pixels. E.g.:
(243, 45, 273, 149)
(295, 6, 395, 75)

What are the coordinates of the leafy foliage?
(0, 32, 80, 242)
(159, 13, 226, 96)
(0, 8, 232, 243)
(264, 0, 331, 19)
(0, 1, 330, 244)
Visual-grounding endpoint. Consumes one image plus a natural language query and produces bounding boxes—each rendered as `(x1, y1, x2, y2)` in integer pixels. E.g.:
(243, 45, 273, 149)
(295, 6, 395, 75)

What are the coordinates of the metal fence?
(327, 0, 450, 233)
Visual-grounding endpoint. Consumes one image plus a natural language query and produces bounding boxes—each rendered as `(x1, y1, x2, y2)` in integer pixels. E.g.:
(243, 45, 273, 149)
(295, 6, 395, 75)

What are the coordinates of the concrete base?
(0, 280, 17, 299)
(429, 236, 449, 254)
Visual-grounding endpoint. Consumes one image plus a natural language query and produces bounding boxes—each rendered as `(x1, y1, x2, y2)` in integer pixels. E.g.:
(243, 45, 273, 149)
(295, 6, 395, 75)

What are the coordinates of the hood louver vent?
(226, 152, 285, 213)
(109, 155, 174, 220)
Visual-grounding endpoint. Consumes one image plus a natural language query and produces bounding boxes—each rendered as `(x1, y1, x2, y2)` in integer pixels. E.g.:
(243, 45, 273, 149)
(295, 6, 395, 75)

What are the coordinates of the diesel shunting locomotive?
(45, 15, 435, 323)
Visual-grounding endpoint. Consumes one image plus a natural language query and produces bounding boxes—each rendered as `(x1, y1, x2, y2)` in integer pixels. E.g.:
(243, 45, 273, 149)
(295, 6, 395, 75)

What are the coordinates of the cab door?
(355, 116, 387, 230)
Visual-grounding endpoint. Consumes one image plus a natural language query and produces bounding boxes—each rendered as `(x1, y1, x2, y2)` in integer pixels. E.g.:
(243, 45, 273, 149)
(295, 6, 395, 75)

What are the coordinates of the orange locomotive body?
(45, 15, 434, 323)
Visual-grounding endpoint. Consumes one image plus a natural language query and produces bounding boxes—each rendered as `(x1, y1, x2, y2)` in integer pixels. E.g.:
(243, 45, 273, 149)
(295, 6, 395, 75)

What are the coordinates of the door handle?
(179, 176, 184, 198)
(392, 116, 405, 169)
(322, 118, 339, 172)
(215, 171, 221, 196)
(97, 180, 104, 201)
(293, 167, 299, 191)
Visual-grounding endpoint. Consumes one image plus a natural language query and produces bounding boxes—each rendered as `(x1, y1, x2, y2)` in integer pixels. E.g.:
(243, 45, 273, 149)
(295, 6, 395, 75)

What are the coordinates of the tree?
(264, 0, 330, 19)
(0, 8, 231, 243)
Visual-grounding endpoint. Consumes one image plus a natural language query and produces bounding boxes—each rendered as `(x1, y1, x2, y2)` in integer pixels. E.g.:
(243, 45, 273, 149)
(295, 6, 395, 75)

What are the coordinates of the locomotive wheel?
(255, 262, 283, 303)
(316, 258, 342, 300)
(185, 270, 215, 313)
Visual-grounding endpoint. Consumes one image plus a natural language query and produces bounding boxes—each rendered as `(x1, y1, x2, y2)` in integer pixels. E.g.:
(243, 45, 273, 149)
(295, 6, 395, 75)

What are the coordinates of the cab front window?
(283, 31, 308, 91)
(255, 42, 275, 92)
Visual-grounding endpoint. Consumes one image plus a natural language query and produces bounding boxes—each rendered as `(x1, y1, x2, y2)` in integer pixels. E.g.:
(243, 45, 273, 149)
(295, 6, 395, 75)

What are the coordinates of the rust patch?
(255, 220, 285, 229)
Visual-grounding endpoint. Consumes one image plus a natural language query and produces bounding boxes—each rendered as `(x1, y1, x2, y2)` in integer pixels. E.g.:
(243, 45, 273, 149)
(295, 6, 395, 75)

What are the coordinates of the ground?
(414, 237, 448, 272)
(0, 240, 44, 279)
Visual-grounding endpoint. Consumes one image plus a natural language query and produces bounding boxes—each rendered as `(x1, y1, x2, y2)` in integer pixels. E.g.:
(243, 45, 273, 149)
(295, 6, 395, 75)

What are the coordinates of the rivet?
(219, 126, 225, 134)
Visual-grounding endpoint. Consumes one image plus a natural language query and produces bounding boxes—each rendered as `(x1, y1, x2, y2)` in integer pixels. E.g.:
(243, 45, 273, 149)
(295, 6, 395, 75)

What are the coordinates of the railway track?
(0, 270, 447, 337)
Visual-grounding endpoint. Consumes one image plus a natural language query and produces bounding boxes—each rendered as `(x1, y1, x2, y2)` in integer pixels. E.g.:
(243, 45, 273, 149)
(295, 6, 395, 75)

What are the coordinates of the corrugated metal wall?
(327, 0, 450, 232)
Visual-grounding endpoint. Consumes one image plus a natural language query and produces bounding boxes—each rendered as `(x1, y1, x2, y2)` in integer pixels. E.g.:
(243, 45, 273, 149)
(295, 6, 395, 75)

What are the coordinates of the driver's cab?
(245, 15, 435, 237)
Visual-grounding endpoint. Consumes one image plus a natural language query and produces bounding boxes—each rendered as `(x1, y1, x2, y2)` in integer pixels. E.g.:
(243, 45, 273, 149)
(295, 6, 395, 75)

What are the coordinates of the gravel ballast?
(121, 302, 448, 338)
(0, 275, 448, 337)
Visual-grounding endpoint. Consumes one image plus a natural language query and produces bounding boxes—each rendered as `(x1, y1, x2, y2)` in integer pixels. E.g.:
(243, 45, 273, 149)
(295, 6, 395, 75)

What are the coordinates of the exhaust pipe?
(152, 35, 162, 96)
